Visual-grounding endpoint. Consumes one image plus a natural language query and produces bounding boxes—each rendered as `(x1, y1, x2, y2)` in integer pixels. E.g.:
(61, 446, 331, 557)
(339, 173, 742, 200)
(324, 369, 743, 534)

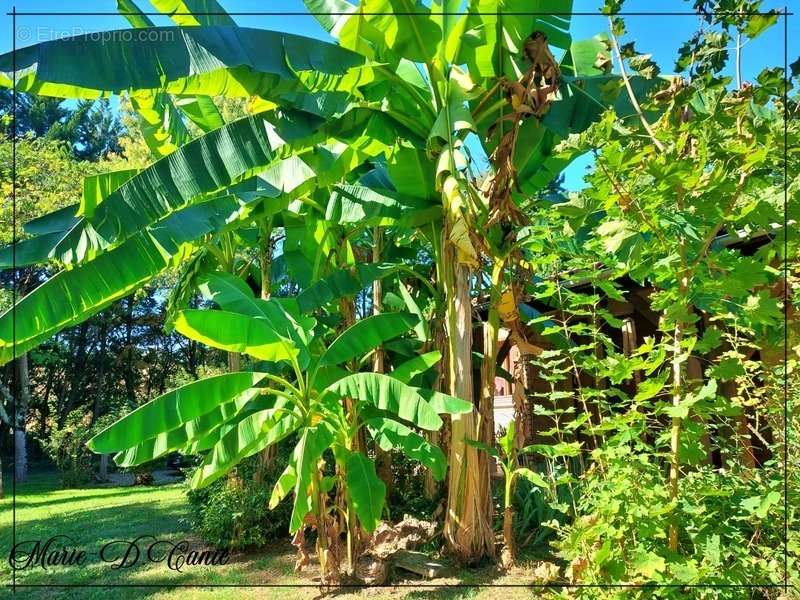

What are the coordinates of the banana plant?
(87, 271, 471, 581)
(466, 421, 550, 568)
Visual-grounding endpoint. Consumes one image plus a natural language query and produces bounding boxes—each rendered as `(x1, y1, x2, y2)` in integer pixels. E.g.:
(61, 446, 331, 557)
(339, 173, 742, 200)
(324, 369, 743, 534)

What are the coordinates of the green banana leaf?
(326, 373, 442, 430)
(325, 184, 439, 227)
(22, 203, 79, 236)
(415, 388, 474, 415)
(192, 403, 300, 488)
(174, 95, 224, 132)
(269, 462, 298, 509)
(130, 91, 192, 158)
(345, 451, 386, 532)
(51, 111, 314, 264)
(390, 351, 442, 384)
(0, 194, 249, 364)
(174, 309, 299, 363)
(117, 0, 155, 28)
(297, 263, 403, 313)
(198, 272, 313, 367)
(88, 371, 265, 453)
(150, 0, 237, 27)
(0, 27, 370, 99)
(318, 313, 419, 367)
(0, 232, 64, 269)
(113, 389, 270, 467)
(366, 416, 448, 481)
(80, 168, 138, 219)
(461, 0, 572, 83)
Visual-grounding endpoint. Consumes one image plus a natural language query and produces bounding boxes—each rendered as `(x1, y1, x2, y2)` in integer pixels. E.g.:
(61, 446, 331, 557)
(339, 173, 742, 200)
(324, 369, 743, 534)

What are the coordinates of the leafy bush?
(549, 445, 788, 598)
(185, 445, 293, 550)
(384, 449, 440, 523)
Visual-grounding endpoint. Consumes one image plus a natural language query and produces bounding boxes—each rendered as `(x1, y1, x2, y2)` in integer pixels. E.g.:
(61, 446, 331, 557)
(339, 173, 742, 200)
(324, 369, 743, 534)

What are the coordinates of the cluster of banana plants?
(0, 0, 650, 570)
(87, 272, 470, 579)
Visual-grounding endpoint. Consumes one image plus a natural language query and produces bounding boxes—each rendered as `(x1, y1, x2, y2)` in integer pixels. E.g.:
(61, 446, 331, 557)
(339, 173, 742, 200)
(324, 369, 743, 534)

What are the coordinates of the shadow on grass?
(8, 484, 183, 510)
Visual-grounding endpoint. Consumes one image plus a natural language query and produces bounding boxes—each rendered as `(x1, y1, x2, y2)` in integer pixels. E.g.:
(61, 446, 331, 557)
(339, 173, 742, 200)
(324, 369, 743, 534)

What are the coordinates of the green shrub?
(549, 445, 789, 599)
(384, 449, 439, 523)
(185, 445, 293, 550)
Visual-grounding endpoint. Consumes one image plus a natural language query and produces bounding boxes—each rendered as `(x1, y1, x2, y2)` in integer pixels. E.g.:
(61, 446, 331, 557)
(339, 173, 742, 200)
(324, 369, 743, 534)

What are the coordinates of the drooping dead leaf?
(484, 31, 561, 228)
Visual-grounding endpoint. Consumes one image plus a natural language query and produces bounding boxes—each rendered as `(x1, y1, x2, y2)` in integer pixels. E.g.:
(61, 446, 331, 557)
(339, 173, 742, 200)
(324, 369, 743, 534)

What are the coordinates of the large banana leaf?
(112, 390, 271, 467)
(51, 107, 399, 266)
(174, 95, 224, 132)
(326, 373, 442, 430)
(117, 0, 226, 155)
(51, 110, 317, 264)
(174, 309, 299, 363)
(150, 0, 237, 27)
(416, 388, 474, 415)
(461, 0, 572, 82)
(0, 194, 248, 364)
(180, 397, 275, 454)
(0, 232, 64, 269)
(297, 263, 403, 313)
(22, 204, 79, 236)
(269, 462, 297, 509)
(192, 402, 299, 488)
(345, 451, 386, 532)
(0, 28, 370, 99)
(0, 203, 81, 268)
(366, 417, 448, 480)
(1, 108, 404, 362)
(88, 372, 265, 453)
(325, 184, 439, 228)
(130, 90, 192, 158)
(117, 0, 155, 28)
(390, 351, 442, 384)
(318, 313, 419, 367)
(198, 272, 267, 319)
(80, 168, 139, 219)
(198, 272, 313, 367)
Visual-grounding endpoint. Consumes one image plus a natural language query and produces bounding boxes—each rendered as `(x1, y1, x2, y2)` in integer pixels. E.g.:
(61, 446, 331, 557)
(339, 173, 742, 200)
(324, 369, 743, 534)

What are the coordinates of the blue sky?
(0, 0, 795, 189)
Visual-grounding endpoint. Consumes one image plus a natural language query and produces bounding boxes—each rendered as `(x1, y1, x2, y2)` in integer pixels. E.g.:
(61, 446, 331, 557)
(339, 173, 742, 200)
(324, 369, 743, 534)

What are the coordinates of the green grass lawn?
(0, 471, 558, 600)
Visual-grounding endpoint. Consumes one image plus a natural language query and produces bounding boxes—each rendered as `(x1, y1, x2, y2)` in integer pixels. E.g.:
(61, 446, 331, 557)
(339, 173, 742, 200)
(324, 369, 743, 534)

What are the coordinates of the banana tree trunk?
(372, 228, 393, 495)
(255, 220, 276, 481)
(337, 295, 365, 576)
(441, 232, 494, 563)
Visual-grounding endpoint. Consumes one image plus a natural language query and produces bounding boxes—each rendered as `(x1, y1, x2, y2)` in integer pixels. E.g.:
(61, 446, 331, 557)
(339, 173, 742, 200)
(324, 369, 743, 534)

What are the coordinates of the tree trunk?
(93, 320, 110, 481)
(123, 296, 137, 405)
(255, 220, 275, 480)
(14, 353, 31, 482)
(423, 322, 447, 501)
(99, 453, 109, 481)
(372, 228, 393, 495)
(442, 234, 494, 563)
(337, 294, 364, 576)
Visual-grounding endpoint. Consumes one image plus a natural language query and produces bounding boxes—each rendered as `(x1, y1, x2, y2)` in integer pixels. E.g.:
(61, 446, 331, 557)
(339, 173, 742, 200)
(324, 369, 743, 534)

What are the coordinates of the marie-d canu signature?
(8, 535, 230, 572)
